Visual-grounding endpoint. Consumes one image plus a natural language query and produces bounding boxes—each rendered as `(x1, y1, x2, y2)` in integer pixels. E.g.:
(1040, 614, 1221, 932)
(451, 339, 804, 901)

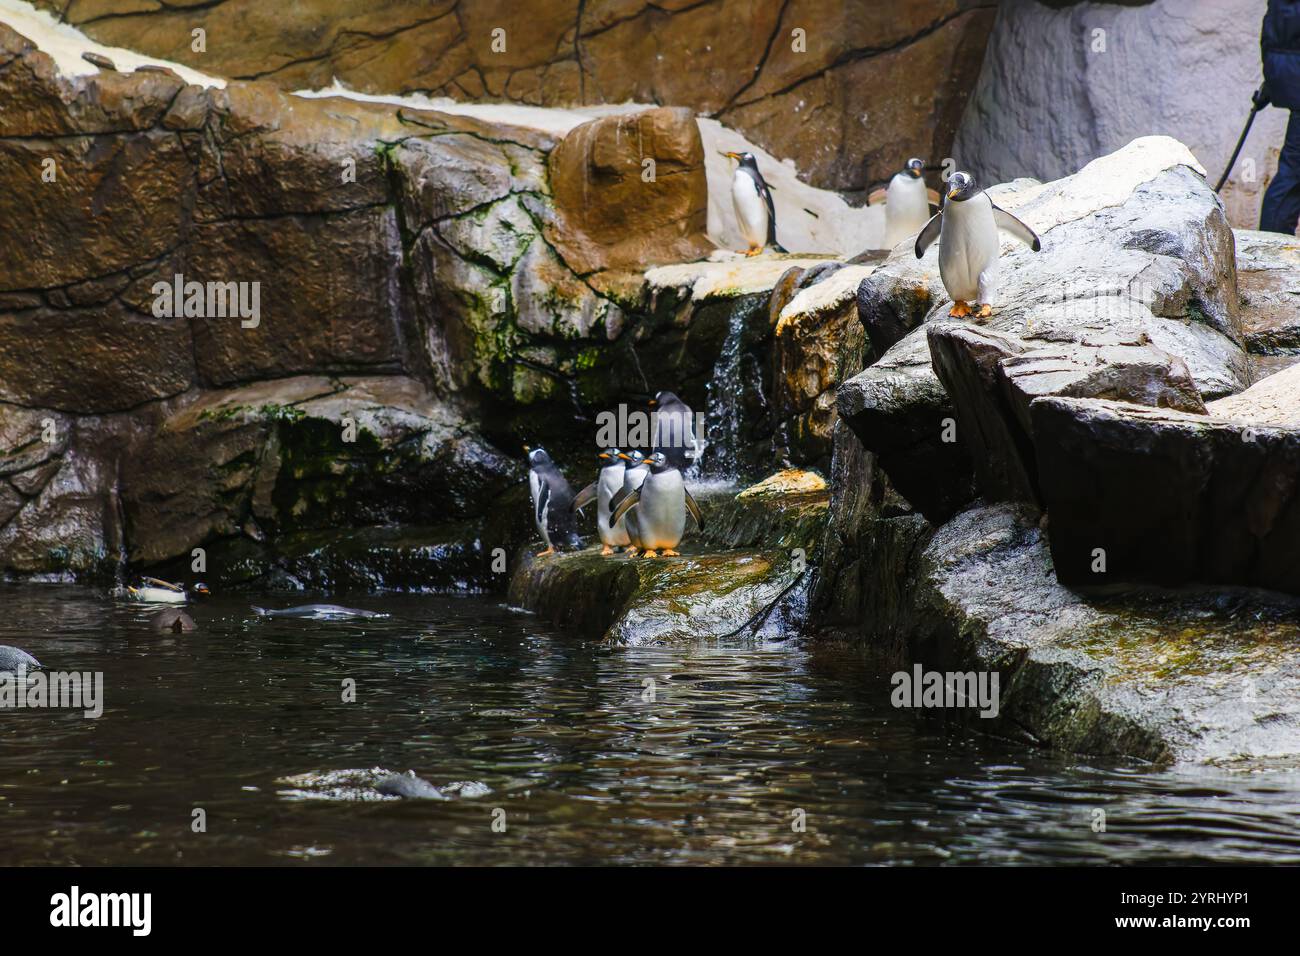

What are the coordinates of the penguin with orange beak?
(572, 448, 629, 555)
(721, 150, 786, 256)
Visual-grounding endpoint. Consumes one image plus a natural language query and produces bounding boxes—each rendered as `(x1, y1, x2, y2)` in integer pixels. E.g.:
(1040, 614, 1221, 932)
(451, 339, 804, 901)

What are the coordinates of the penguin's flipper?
(867, 186, 888, 205)
(534, 480, 550, 527)
(684, 489, 705, 532)
(926, 187, 942, 208)
(610, 488, 641, 527)
(758, 177, 787, 253)
(914, 211, 942, 259)
(142, 576, 183, 592)
(992, 204, 1042, 251)
(572, 482, 598, 513)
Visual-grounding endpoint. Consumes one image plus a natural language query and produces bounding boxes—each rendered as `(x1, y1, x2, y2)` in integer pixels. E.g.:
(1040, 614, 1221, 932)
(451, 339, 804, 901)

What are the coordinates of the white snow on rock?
(0, 0, 223, 87)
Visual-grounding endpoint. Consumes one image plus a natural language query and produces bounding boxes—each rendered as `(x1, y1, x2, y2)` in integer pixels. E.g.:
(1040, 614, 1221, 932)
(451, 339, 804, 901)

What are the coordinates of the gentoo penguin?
(883, 158, 933, 248)
(150, 608, 197, 633)
(125, 577, 210, 604)
(610, 449, 650, 555)
(252, 604, 389, 620)
(0, 645, 41, 674)
(610, 452, 704, 558)
(915, 170, 1040, 319)
(526, 446, 579, 556)
(649, 390, 703, 472)
(722, 151, 787, 256)
(573, 448, 629, 555)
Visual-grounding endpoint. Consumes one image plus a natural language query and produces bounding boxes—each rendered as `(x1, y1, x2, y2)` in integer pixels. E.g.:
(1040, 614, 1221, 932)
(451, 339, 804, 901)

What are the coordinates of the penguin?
(252, 605, 389, 620)
(649, 390, 704, 472)
(572, 448, 629, 555)
(525, 446, 579, 557)
(609, 449, 650, 555)
(914, 170, 1041, 319)
(0, 645, 40, 674)
(125, 577, 210, 604)
(883, 158, 934, 248)
(609, 452, 705, 558)
(722, 151, 787, 256)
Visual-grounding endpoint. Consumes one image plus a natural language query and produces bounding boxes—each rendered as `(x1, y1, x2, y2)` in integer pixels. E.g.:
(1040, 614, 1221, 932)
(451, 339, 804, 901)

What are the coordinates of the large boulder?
(1234, 229, 1300, 356)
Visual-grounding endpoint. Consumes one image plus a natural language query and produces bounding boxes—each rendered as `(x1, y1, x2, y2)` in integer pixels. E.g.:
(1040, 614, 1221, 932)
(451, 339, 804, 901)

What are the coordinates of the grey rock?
(1234, 229, 1300, 354)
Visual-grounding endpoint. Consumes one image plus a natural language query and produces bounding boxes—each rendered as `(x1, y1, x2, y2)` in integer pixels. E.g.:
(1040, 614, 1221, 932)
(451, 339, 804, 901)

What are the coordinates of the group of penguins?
(724, 151, 1041, 316)
(527, 391, 704, 559)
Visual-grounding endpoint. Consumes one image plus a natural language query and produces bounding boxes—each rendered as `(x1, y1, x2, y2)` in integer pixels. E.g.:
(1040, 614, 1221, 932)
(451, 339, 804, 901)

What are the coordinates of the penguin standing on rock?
(881, 158, 935, 248)
(915, 171, 1041, 319)
(650, 390, 703, 472)
(722, 151, 787, 256)
(573, 448, 629, 555)
(610, 452, 704, 558)
(526, 446, 579, 556)
(610, 450, 650, 556)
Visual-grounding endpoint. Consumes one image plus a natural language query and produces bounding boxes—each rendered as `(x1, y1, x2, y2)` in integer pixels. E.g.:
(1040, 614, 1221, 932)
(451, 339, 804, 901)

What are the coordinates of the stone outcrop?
(1235, 229, 1300, 356)
(953, 0, 1287, 230)
(30, 0, 997, 198)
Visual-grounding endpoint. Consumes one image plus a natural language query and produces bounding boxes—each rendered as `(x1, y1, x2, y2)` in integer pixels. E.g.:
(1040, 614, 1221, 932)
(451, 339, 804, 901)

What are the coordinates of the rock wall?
(26, 0, 997, 197)
(953, 0, 1286, 230)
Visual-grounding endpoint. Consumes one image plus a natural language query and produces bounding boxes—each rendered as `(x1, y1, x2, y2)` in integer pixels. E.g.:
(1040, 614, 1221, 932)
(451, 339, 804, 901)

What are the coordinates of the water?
(3, 584, 1300, 865)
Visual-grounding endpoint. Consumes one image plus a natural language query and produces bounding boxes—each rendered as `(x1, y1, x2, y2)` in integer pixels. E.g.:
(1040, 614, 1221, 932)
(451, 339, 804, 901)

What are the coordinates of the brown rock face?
(545, 107, 712, 276)
(32, 0, 996, 195)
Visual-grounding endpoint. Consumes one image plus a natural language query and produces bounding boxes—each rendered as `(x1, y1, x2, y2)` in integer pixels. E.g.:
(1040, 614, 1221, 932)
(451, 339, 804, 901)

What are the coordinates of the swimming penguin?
(609, 452, 704, 558)
(526, 446, 579, 557)
(0, 645, 41, 674)
(882, 158, 934, 248)
(252, 605, 389, 621)
(150, 608, 197, 633)
(915, 171, 1041, 319)
(610, 450, 650, 555)
(722, 151, 787, 256)
(573, 448, 629, 555)
(125, 577, 210, 604)
(649, 390, 703, 472)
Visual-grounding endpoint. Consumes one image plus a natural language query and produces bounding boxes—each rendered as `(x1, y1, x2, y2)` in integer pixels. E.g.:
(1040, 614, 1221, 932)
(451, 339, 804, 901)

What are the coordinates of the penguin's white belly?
(938, 198, 998, 302)
(529, 471, 549, 543)
(637, 471, 686, 550)
(884, 175, 930, 247)
(621, 467, 649, 546)
(597, 466, 629, 547)
(129, 587, 185, 604)
(732, 174, 768, 249)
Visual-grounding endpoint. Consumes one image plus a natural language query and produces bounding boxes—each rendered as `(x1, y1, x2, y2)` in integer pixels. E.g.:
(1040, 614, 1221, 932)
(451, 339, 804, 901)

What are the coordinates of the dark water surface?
(2, 584, 1299, 865)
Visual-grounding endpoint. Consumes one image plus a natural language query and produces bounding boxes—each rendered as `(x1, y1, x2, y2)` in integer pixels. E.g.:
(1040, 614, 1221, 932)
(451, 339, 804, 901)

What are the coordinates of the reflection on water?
(2, 584, 1299, 865)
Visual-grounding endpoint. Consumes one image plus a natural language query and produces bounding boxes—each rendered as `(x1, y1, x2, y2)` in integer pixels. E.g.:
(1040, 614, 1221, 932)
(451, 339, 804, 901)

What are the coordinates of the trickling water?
(4, 585, 1300, 865)
(699, 298, 750, 479)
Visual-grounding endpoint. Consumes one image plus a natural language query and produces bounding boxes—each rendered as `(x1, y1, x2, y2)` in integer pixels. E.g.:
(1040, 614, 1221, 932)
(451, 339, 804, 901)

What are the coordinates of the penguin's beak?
(720, 151, 740, 161)
(195, 584, 210, 596)
(647, 399, 657, 406)
(598, 452, 610, 459)
(617, 452, 632, 461)
(947, 187, 958, 200)
(523, 445, 531, 454)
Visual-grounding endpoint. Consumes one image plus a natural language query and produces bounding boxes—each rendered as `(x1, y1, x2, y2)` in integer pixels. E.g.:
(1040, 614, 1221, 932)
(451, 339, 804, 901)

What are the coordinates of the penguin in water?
(125, 577, 210, 604)
(0, 645, 40, 674)
(609, 449, 650, 556)
(649, 390, 703, 472)
(150, 608, 197, 633)
(881, 158, 935, 248)
(572, 448, 629, 555)
(722, 151, 787, 256)
(526, 446, 580, 557)
(610, 452, 704, 558)
(915, 171, 1041, 319)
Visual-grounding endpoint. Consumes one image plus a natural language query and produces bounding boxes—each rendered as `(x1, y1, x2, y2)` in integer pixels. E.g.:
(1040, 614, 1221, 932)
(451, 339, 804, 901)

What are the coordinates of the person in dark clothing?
(1261, 0, 1300, 233)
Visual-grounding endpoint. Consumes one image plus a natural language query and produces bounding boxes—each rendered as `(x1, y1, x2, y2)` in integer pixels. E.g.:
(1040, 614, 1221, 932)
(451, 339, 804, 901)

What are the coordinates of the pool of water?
(2, 584, 1299, 865)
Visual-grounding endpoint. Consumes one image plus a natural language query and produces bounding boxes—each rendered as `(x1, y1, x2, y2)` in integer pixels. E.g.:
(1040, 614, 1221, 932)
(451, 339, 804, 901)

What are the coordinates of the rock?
(952, 0, 1286, 231)
(544, 107, 713, 276)
(80, 51, 115, 71)
(1031, 394, 1300, 594)
(0, 645, 41, 673)
(39, 0, 994, 197)
(1234, 229, 1300, 354)
(840, 136, 1247, 520)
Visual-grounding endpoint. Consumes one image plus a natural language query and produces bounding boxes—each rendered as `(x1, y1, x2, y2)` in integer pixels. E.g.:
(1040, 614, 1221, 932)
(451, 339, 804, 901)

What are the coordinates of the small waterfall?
(698, 299, 747, 480)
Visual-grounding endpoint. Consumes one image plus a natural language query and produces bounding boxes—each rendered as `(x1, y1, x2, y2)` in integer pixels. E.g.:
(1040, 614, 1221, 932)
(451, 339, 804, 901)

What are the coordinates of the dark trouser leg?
(1261, 110, 1300, 234)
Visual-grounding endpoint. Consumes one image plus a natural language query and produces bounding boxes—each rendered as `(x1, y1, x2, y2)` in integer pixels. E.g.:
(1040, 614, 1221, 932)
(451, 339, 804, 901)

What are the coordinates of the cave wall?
(953, 0, 1285, 230)
(31, 0, 997, 197)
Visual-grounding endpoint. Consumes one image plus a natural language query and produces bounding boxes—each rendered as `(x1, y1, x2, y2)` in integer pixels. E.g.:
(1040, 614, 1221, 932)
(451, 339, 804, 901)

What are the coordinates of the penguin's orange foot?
(535, 547, 555, 557)
(625, 547, 639, 557)
(744, 247, 762, 257)
(662, 549, 681, 557)
(975, 303, 993, 319)
(642, 550, 659, 558)
(948, 300, 972, 318)
(600, 546, 614, 556)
